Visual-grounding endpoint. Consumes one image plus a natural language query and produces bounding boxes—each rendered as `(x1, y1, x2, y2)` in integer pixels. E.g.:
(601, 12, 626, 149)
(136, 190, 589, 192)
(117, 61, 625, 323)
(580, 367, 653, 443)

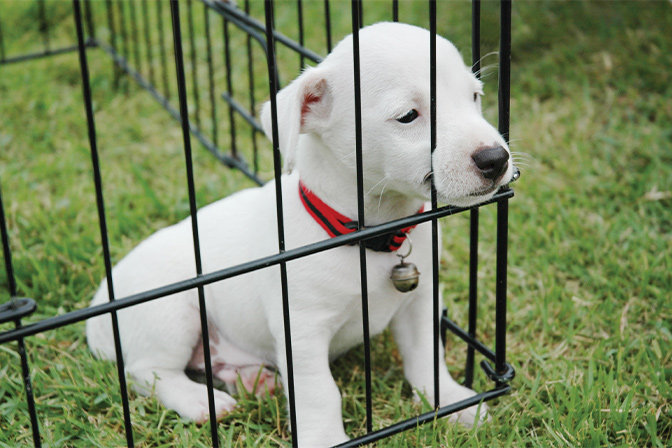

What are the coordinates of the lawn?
(0, 1, 670, 447)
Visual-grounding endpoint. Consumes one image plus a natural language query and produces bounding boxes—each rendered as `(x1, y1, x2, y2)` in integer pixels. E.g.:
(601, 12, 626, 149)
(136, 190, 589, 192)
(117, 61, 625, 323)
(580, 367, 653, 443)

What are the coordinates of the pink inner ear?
(300, 91, 321, 127)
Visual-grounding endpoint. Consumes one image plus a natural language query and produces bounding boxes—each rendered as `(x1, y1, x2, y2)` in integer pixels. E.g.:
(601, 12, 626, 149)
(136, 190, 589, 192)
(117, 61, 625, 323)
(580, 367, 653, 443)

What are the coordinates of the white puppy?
(87, 22, 515, 447)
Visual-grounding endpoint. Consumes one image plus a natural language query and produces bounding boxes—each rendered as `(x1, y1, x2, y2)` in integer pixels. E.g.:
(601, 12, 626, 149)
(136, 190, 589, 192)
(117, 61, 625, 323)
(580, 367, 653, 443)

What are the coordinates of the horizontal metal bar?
(221, 92, 264, 134)
(0, 43, 91, 65)
(0, 189, 513, 344)
(201, 0, 323, 64)
(200, 0, 268, 55)
(94, 39, 264, 186)
(333, 384, 510, 447)
(442, 314, 496, 363)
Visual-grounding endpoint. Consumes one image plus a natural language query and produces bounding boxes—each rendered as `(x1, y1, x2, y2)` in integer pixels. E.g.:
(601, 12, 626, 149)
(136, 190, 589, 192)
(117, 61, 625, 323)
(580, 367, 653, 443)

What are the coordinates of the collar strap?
(299, 180, 423, 253)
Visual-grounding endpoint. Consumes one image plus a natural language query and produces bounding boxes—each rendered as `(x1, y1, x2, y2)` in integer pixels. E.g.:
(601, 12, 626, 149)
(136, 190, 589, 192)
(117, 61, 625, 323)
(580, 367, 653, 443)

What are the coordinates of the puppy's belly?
(187, 320, 268, 373)
(187, 320, 276, 395)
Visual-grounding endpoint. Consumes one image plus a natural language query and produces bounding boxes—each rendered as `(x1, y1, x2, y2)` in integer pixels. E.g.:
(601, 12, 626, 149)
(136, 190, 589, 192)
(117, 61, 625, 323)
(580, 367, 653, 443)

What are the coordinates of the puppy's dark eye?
(397, 109, 419, 124)
(473, 92, 479, 102)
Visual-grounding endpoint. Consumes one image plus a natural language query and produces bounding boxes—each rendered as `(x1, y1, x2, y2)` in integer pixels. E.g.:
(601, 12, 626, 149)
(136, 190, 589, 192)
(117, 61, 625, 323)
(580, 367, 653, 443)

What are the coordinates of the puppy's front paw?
(296, 431, 349, 448)
(442, 383, 489, 428)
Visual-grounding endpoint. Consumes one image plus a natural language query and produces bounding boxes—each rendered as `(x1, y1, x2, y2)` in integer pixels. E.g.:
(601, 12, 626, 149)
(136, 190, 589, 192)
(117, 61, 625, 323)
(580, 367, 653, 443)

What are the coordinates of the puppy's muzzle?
(472, 146, 509, 181)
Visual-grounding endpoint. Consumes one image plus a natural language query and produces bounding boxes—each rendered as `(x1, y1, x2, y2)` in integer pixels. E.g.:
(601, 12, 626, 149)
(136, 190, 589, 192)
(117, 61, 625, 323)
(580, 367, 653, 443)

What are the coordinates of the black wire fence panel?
(0, 1, 515, 447)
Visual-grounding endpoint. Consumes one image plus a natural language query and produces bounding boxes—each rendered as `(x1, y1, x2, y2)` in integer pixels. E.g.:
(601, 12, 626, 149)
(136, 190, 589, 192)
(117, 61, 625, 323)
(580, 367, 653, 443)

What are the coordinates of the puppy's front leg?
(390, 292, 489, 427)
(275, 332, 349, 447)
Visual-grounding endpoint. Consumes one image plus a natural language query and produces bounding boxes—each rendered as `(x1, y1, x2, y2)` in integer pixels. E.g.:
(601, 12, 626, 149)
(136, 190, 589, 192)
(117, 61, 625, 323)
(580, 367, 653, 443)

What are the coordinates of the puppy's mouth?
(468, 165, 520, 197)
(468, 184, 499, 197)
(424, 165, 520, 202)
(422, 171, 498, 198)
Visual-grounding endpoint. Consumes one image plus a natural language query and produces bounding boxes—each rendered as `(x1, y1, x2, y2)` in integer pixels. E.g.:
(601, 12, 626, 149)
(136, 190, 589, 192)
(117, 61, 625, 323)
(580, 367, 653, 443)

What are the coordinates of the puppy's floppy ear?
(261, 67, 332, 173)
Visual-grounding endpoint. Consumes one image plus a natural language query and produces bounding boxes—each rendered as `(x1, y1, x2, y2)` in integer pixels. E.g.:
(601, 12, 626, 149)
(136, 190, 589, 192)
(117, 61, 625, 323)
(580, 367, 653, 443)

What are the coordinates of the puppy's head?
(261, 22, 516, 207)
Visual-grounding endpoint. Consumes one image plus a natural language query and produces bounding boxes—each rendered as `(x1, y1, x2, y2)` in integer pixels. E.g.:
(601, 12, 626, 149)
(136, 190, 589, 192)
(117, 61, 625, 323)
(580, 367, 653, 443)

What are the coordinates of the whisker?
(473, 63, 499, 80)
(365, 176, 389, 199)
(436, 175, 455, 193)
(511, 152, 535, 164)
(471, 51, 499, 71)
(375, 181, 389, 221)
(338, 151, 358, 162)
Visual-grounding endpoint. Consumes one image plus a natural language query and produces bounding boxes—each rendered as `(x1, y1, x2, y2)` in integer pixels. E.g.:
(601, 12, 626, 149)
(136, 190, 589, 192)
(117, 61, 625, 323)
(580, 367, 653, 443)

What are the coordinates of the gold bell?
(390, 261, 420, 293)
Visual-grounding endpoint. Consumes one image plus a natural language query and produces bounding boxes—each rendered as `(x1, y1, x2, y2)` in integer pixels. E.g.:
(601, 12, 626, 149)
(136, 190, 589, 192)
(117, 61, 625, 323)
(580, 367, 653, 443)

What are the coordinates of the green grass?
(1, 0, 671, 447)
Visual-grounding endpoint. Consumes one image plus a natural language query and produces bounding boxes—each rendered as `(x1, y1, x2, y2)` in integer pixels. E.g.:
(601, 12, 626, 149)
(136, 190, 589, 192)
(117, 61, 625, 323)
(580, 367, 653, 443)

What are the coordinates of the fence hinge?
(0, 297, 37, 326)
(480, 359, 516, 384)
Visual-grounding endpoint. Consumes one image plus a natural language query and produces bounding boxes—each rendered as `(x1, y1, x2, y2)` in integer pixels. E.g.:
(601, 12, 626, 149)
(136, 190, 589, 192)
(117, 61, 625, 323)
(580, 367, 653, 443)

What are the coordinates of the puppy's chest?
(326, 260, 417, 355)
(346, 288, 405, 328)
(327, 287, 408, 359)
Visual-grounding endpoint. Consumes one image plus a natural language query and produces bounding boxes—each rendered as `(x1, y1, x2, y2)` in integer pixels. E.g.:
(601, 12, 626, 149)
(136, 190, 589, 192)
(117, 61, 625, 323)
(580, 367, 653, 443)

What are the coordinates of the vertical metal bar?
(0, 185, 16, 306)
(168, 2, 220, 446)
(495, 198, 509, 376)
(297, 0, 305, 68)
(350, 0, 373, 434)
(498, 0, 511, 143)
(105, 0, 121, 89)
(187, 1, 201, 129)
(263, 2, 298, 445)
(0, 188, 41, 447)
(117, 1, 129, 66)
(106, 0, 116, 49)
(187, 0, 201, 129)
(204, 5, 218, 148)
(392, 0, 399, 22)
(495, 0, 512, 376)
(129, 0, 142, 74)
(83, 0, 95, 41)
(14, 320, 40, 448)
(245, 0, 259, 174)
(324, 0, 332, 53)
(465, 0, 481, 390)
(429, 0, 440, 410)
(223, 18, 238, 158)
(157, 0, 171, 100)
(358, 0, 363, 26)
(465, 209, 478, 388)
(472, 0, 481, 78)
(0, 19, 5, 62)
(141, 0, 156, 88)
(72, 2, 134, 446)
(38, 0, 50, 53)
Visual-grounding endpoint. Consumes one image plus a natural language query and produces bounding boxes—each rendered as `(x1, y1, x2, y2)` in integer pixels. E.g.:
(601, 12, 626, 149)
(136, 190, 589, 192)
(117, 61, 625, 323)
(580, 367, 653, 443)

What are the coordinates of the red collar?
(298, 180, 423, 252)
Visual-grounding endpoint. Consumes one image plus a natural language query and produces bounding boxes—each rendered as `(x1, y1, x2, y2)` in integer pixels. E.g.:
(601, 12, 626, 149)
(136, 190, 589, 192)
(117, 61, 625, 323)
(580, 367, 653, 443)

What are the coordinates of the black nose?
(472, 146, 509, 180)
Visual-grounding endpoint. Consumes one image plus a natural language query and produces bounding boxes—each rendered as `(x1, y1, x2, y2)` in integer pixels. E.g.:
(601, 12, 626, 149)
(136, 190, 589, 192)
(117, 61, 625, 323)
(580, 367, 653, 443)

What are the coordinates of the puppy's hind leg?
(237, 365, 277, 396)
(130, 366, 237, 424)
(121, 296, 238, 423)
